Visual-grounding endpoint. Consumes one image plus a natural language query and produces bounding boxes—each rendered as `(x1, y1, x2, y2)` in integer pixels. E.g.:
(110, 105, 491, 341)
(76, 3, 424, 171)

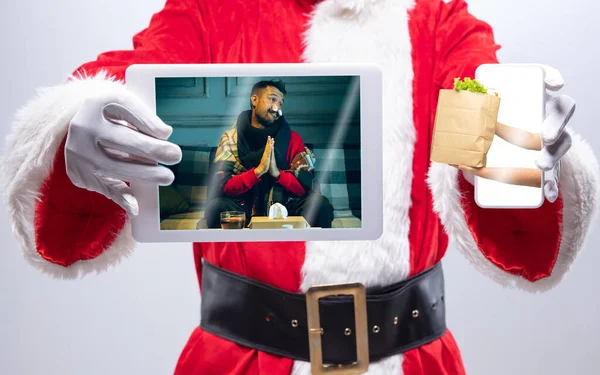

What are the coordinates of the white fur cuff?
(0, 71, 137, 279)
(427, 129, 599, 292)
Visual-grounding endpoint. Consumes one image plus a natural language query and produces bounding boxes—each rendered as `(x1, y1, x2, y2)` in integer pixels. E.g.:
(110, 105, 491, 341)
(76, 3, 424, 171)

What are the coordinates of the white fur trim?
(291, 356, 402, 375)
(324, 0, 386, 17)
(296, 0, 416, 374)
(427, 129, 600, 293)
(0, 71, 137, 279)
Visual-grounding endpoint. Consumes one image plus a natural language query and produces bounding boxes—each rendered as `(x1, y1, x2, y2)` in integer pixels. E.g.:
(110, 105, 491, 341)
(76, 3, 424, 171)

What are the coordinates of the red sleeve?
(19, 0, 211, 276)
(222, 132, 307, 197)
(432, 0, 564, 286)
(434, 0, 501, 89)
(222, 169, 261, 196)
(275, 171, 306, 196)
(73, 0, 209, 80)
(276, 131, 308, 196)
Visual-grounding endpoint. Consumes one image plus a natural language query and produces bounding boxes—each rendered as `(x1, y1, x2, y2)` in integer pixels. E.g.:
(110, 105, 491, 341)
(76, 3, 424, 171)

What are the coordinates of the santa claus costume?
(2, 0, 598, 374)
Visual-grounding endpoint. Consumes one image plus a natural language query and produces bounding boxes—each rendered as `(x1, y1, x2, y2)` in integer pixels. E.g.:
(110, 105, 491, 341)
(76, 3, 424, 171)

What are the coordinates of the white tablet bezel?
(125, 63, 382, 243)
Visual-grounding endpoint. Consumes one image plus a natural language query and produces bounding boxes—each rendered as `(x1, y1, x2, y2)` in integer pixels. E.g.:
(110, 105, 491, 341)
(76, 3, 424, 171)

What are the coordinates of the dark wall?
(155, 76, 361, 147)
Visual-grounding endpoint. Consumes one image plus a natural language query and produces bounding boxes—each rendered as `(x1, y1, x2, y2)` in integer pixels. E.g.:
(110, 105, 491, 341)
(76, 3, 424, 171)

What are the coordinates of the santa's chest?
(202, 1, 438, 286)
(287, 1, 426, 286)
(300, 1, 419, 207)
(214, 0, 419, 195)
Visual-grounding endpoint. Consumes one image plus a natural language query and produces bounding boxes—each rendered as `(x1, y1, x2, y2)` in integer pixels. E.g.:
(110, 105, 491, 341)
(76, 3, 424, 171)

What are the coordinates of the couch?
(159, 144, 362, 230)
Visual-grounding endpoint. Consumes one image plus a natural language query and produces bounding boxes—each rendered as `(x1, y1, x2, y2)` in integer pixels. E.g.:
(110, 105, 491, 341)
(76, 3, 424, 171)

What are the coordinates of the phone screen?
(474, 64, 545, 208)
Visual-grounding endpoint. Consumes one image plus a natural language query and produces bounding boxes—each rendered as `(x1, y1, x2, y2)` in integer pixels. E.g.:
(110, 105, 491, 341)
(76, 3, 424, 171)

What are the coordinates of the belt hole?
(412, 310, 419, 318)
(372, 325, 380, 333)
(291, 319, 298, 328)
(344, 328, 352, 336)
(393, 316, 398, 325)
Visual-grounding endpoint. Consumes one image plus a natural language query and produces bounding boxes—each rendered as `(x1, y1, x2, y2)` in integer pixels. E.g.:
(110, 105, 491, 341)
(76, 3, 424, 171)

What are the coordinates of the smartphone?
(474, 64, 545, 208)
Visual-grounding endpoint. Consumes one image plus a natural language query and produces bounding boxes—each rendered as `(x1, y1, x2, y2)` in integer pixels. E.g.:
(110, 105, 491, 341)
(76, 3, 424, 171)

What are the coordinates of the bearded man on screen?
(204, 79, 334, 229)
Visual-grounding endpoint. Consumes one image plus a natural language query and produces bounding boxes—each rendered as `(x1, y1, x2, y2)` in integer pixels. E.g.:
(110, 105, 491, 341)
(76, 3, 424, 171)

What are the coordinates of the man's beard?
(255, 110, 279, 127)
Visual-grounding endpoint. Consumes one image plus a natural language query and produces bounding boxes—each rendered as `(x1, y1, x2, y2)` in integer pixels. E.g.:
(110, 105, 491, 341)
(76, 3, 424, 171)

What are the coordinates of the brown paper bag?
(430, 89, 501, 168)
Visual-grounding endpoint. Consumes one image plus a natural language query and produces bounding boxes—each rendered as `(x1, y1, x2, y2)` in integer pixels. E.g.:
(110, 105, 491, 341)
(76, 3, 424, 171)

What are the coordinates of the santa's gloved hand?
(534, 65, 576, 202)
(65, 90, 182, 216)
(459, 65, 576, 203)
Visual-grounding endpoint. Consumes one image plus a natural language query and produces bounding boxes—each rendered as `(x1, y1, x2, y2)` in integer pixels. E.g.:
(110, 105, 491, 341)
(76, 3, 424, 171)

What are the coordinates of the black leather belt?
(200, 261, 446, 370)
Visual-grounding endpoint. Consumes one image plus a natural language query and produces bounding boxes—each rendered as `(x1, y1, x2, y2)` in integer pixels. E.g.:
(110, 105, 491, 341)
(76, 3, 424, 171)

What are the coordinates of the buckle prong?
(305, 282, 369, 375)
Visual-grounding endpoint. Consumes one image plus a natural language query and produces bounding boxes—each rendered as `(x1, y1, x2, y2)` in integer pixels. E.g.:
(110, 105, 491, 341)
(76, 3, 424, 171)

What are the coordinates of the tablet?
(125, 63, 383, 243)
(474, 64, 545, 208)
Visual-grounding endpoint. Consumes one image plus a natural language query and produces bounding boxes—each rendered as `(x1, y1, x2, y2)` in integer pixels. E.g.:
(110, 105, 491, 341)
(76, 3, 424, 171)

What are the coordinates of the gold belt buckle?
(305, 282, 369, 375)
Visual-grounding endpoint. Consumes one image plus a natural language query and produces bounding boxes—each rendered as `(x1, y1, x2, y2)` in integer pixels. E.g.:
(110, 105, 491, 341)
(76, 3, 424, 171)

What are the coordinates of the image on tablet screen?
(155, 75, 361, 231)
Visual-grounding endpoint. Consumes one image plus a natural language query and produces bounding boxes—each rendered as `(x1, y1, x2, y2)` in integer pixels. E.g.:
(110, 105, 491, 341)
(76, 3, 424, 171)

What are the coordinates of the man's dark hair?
(251, 79, 287, 96)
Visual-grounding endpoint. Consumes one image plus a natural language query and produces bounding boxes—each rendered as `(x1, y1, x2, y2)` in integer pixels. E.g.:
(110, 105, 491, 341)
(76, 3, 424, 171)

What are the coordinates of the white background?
(0, 1, 599, 374)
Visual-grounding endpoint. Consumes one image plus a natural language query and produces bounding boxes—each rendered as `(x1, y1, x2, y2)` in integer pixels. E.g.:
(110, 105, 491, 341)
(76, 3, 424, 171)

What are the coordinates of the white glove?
(65, 90, 182, 216)
(534, 65, 576, 202)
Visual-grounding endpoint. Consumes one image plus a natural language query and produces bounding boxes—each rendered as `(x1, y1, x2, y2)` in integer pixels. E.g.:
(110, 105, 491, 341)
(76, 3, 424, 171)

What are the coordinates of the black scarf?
(236, 110, 291, 170)
(235, 110, 291, 215)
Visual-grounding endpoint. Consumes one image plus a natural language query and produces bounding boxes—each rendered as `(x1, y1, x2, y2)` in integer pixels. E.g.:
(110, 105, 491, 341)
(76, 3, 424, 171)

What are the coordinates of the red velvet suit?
(4, 0, 598, 374)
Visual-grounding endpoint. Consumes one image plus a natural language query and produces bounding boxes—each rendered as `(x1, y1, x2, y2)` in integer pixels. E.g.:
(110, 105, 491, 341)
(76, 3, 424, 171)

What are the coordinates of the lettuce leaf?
(453, 77, 488, 94)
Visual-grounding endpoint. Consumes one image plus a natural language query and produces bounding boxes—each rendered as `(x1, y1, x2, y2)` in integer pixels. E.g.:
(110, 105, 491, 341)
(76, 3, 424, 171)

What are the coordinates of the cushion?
(170, 146, 215, 209)
(159, 185, 190, 218)
(312, 144, 361, 219)
(332, 217, 362, 228)
(160, 211, 205, 230)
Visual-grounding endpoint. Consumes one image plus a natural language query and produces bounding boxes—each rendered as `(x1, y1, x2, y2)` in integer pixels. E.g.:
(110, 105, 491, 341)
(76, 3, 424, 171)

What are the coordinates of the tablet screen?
(155, 75, 362, 231)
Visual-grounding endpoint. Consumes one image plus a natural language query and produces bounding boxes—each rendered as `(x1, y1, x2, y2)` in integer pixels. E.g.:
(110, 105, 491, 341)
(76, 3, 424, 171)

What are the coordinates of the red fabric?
(403, 330, 466, 375)
(458, 174, 563, 281)
(407, 0, 451, 277)
(432, 0, 501, 90)
(73, 0, 211, 81)
(407, 0, 502, 277)
(403, 2, 502, 372)
(34, 140, 128, 267)
(277, 130, 308, 196)
(183, 240, 306, 375)
(223, 169, 261, 196)
(223, 130, 307, 197)
(275, 170, 305, 196)
(175, 328, 294, 375)
(423, 0, 563, 283)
